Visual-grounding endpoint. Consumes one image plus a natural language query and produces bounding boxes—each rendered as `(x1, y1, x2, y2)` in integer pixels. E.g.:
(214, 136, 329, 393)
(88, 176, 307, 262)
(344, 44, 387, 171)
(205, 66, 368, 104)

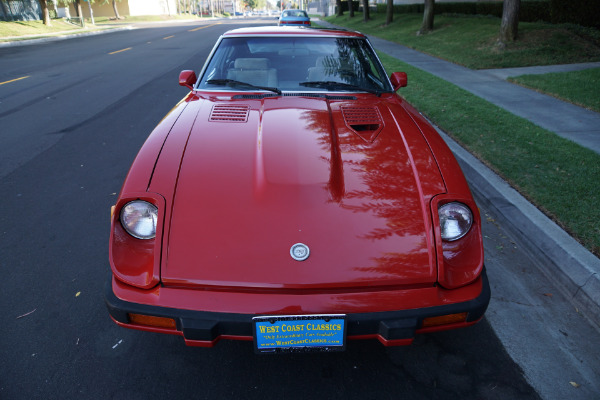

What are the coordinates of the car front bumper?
(105, 268, 490, 348)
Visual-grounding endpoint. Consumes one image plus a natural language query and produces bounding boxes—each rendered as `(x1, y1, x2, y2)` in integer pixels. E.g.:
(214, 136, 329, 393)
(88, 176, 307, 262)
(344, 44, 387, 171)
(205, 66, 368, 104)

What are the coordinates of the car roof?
(221, 26, 366, 38)
(281, 10, 308, 16)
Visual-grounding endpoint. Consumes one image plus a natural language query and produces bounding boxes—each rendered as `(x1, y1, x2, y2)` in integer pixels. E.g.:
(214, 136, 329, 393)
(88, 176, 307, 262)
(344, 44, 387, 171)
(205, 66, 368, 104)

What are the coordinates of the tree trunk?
(385, 0, 393, 25)
(348, 0, 354, 18)
(112, 0, 121, 19)
(500, 0, 520, 42)
(336, 0, 342, 17)
(362, 0, 369, 22)
(418, 0, 434, 34)
(75, 0, 84, 26)
(87, 0, 94, 25)
(39, 0, 51, 25)
(0, 0, 12, 21)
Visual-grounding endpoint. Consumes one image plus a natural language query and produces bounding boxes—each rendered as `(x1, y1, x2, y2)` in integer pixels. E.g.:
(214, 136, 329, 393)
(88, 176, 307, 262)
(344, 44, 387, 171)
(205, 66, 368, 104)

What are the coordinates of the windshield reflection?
(198, 37, 392, 93)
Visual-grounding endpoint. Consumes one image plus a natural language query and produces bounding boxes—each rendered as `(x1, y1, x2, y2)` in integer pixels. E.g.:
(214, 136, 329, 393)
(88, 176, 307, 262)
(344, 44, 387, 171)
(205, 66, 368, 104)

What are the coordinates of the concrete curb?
(436, 127, 600, 329)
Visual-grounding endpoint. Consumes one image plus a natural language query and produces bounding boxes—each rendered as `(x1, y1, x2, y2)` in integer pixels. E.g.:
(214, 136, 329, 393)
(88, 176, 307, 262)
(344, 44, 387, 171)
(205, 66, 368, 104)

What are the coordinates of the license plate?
(253, 314, 346, 353)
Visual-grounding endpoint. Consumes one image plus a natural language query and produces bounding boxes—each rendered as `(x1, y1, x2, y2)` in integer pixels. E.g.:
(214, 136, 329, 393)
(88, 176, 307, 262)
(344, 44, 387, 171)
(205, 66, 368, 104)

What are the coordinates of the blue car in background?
(278, 9, 311, 26)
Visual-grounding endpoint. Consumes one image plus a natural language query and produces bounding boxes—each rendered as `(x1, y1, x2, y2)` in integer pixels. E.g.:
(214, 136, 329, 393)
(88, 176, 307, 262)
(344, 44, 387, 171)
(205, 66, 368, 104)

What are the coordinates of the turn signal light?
(128, 313, 177, 330)
(421, 312, 468, 328)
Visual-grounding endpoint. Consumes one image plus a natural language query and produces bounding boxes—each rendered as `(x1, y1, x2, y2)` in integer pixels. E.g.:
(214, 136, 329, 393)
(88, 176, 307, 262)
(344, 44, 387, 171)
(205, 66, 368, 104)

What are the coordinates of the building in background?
(67, 0, 177, 19)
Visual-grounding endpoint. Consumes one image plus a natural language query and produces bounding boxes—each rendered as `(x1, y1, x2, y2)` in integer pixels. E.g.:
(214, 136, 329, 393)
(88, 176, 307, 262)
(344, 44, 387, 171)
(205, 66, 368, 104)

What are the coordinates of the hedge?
(549, 0, 600, 28)
(338, 1, 360, 13)
(372, 1, 599, 28)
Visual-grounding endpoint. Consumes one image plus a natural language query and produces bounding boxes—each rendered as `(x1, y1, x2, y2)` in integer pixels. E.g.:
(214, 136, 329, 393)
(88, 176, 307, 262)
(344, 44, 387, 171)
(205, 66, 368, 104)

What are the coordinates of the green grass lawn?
(378, 52, 600, 255)
(0, 20, 84, 38)
(0, 14, 207, 40)
(326, 13, 600, 69)
(509, 68, 600, 112)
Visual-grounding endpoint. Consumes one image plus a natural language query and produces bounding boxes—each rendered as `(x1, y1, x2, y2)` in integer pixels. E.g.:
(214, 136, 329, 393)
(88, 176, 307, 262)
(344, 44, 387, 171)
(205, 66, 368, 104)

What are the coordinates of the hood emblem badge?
(290, 243, 310, 261)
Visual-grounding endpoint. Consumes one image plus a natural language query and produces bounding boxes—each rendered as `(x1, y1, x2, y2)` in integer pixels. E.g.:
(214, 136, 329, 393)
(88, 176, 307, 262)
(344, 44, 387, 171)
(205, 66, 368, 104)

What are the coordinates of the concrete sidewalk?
(367, 29, 600, 328)
(369, 36, 600, 154)
(321, 20, 600, 328)
(481, 61, 600, 80)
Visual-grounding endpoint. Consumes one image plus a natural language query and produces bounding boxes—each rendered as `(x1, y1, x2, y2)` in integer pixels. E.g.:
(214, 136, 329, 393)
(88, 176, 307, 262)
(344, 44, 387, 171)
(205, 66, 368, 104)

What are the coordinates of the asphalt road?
(0, 18, 590, 399)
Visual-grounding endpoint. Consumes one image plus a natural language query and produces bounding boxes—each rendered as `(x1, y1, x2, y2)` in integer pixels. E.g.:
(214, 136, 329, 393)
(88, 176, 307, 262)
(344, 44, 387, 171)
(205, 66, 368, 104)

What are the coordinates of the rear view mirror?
(390, 72, 408, 91)
(179, 70, 197, 91)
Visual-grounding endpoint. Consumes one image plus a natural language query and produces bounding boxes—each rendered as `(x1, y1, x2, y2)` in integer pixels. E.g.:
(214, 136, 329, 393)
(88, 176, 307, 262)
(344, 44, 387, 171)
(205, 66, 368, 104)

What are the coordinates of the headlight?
(438, 202, 473, 241)
(120, 201, 158, 239)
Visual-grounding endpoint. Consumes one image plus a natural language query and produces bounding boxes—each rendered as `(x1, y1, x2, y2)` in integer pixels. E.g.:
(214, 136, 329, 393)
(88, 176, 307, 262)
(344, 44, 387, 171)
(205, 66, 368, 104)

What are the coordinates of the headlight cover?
(438, 202, 473, 241)
(120, 200, 158, 239)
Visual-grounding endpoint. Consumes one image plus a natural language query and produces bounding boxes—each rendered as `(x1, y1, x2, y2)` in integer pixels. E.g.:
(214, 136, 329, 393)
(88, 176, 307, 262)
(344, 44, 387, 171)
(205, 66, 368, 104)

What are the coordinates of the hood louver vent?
(209, 104, 250, 123)
(341, 106, 383, 142)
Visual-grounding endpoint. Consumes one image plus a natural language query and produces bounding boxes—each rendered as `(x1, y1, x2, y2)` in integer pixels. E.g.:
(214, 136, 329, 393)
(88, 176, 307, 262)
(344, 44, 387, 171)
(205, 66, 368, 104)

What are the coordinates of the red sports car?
(106, 26, 490, 353)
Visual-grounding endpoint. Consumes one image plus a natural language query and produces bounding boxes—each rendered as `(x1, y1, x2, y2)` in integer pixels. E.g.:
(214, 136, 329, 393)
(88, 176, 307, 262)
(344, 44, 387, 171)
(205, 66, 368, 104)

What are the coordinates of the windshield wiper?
(299, 81, 382, 96)
(206, 79, 281, 95)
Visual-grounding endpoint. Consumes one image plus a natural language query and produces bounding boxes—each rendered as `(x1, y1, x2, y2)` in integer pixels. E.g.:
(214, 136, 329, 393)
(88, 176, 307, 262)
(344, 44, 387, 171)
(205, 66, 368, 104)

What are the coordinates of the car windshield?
(197, 36, 393, 94)
(282, 10, 308, 18)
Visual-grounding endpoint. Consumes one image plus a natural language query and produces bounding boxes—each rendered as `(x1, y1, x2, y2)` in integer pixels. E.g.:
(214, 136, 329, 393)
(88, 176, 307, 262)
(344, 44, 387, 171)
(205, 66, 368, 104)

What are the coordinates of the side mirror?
(390, 72, 408, 91)
(179, 70, 197, 91)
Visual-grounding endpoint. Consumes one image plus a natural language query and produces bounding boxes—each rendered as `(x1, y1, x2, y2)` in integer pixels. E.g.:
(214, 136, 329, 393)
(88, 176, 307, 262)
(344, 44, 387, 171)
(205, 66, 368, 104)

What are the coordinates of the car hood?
(160, 95, 446, 291)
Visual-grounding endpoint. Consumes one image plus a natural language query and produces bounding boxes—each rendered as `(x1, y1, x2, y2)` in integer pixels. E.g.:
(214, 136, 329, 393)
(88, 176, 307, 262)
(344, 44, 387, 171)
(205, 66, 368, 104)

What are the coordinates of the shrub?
(550, 0, 600, 28)
(374, 1, 552, 24)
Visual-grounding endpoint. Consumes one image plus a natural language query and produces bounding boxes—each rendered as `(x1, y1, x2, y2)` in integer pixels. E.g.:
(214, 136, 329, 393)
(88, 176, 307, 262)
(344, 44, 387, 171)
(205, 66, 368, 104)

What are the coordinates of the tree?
(385, 0, 392, 25)
(85, 0, 95, 24)
(1, 0, 13, 21)
(500, 0, 520, 42)
(38, 0, 51, 25)
(74, 0, 85, 26)
(361, 0, 369, 22)
(246, 0, 258, 11)
(103, 0, 122, 19)
(348, 0, 354, 18)
(418, 0, 434, 34)
(335, 0, 342, 16)
(53, 0, 85, 25)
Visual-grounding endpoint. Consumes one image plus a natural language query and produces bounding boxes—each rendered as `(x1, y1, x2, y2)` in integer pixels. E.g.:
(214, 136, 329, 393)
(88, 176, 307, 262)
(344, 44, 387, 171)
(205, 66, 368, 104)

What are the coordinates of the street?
(0, 19, 597, 399)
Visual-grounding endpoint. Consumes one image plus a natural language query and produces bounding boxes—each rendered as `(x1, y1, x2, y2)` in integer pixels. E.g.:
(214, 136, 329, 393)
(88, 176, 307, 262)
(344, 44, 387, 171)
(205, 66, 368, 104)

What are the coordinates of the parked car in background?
(278, 9, 311, 26)
(106, 27, 490, 353)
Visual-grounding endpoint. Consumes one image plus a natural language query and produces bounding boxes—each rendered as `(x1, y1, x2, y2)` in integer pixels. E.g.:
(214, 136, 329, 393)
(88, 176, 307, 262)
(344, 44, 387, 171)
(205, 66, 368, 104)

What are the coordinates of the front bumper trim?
(105, 268, 490, 346)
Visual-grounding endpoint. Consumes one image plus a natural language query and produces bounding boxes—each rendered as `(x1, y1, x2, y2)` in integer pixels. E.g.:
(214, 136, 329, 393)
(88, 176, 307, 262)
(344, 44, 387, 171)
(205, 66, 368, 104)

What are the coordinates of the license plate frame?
(253, 314, 346, 354)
